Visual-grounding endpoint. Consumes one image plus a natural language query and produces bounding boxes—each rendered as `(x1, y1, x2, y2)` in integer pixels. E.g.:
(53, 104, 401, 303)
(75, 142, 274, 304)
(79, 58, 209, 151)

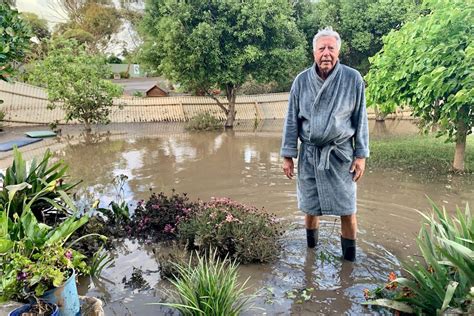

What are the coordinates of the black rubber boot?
(341, 236, 356, 262)
(306, 229, 319, 248)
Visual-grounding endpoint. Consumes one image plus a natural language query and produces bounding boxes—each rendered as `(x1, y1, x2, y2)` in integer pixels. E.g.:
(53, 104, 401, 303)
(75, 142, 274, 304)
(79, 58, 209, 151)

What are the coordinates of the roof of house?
(111, 77, 170, 95)
(146, 84, 169, 94)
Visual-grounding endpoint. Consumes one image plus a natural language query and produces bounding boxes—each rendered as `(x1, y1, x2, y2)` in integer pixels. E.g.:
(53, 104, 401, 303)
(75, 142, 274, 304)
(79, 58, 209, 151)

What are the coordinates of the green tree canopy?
(30, 38, 123, 131)
(53, 0, 122, 52)
(0, 3, 31, 82)
(139, 0, 307, 127)
(62, 27, 95, 46)
(311, 0, 421, 74)
(20, 12, 50, 40)
(18, 12, 51, 65)
(365, 0, 473, 171)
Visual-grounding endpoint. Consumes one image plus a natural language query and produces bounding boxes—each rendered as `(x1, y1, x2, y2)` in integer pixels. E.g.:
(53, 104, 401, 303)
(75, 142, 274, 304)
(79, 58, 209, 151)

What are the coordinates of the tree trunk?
(453, 106, 468, 172)
(374, 106, 386, 122)
(453, 124, 467, 172)
(84, 120, 92, 133)
(224, 84, 237, 128)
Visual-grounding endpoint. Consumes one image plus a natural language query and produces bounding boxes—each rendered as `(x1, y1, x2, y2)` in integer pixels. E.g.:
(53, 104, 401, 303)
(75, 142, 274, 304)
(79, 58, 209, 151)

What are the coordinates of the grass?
(368, 134, 474, 175)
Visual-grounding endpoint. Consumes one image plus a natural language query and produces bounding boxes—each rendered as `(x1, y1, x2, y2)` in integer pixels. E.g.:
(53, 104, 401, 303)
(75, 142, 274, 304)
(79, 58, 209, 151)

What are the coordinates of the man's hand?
(350, 157, 366, 182)
(283, 157, 294, 179)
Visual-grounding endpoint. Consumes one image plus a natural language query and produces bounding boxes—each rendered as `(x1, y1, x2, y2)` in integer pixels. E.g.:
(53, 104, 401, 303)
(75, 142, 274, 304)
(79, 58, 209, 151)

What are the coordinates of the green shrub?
(364, 201, 474, 315)
(239, 78, 278, 95)
(178, 197, 284, 263)
(185, 112, 223, 131)
(156, 249, 253, 316)
(132, 90, 145, 97)
(119, 71, 130, 79)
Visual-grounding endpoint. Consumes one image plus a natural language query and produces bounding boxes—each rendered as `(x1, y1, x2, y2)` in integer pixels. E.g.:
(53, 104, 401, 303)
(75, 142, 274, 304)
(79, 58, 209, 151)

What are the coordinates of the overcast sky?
(16, 0, 67, 25)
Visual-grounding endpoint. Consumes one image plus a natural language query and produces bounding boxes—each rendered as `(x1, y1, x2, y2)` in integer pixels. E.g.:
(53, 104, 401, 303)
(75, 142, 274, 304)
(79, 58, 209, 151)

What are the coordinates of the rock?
(79, 296, 104, 316)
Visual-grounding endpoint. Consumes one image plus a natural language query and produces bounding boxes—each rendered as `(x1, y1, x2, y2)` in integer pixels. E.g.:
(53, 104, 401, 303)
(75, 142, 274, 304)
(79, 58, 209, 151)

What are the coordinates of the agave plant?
(364, 201, 473, 315)
(0, 148, 80, 221)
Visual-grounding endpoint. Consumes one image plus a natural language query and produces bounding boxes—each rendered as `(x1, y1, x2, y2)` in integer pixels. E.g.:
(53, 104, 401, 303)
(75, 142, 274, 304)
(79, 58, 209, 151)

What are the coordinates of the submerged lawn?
(368, 134, 474, 175)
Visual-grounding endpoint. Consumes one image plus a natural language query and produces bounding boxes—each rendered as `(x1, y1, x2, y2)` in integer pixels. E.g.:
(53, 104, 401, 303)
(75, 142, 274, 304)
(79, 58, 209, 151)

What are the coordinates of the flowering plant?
(130, 191, 197, 240)
(178, 197, 285, 263)
(0, 242, 88, 301)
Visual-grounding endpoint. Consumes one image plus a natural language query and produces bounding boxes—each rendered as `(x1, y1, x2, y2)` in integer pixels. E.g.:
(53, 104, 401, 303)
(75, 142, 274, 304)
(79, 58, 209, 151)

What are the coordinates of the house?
(111, 77, 173, 96)
(145, 84, 169, 97)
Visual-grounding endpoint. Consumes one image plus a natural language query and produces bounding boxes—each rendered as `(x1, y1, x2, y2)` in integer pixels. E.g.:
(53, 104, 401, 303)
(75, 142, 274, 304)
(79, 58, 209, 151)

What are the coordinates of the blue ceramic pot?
(8, 302, 59, 316)
(41, 270, 80, 316)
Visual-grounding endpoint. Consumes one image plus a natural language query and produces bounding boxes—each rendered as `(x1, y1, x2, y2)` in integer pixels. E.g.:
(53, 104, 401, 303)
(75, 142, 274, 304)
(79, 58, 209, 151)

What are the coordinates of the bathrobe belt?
(300, 139, 353, 171)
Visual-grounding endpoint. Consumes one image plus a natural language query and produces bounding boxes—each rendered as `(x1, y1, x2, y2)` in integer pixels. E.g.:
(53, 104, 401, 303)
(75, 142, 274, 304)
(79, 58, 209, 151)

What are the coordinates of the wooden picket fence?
(0, 81, 412, 125)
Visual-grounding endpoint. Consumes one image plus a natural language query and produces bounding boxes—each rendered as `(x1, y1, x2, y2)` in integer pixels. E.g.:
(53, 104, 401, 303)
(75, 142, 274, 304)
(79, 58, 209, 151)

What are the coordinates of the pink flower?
(225, 214, 234, 222)
(65, 250, 73, 260)
(17, 271, 28, 281)
(164, 224, 175, 234)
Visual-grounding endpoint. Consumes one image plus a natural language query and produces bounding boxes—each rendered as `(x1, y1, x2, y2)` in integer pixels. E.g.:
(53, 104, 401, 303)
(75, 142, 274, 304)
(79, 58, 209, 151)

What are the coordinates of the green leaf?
(45, 215, 88, 246)
(5, 182, 31, 201)
(362, 299, 414, 314)
(438, 238, 474, 260)
(440, 281, 458, 313)
(0, 238, 13, 253)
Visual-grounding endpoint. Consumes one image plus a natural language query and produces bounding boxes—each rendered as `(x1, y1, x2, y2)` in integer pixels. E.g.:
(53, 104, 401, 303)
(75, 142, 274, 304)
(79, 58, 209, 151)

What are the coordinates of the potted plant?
(0, 182, 92, 315)
(8, 298, 59, 316)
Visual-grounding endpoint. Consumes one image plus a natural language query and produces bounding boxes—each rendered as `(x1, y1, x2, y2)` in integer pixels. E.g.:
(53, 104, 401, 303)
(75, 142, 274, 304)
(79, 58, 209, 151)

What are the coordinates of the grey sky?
(16, 0, 66, 25)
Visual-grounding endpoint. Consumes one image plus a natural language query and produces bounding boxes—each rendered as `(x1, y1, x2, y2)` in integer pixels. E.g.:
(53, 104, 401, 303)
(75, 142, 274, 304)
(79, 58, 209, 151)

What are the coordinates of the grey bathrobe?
(280, 62, 369, 216)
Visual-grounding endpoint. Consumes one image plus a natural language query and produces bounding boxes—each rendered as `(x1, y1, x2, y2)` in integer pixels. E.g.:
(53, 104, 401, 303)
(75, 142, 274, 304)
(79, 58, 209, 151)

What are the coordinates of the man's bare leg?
(340, 214, 357, 239)
(305, 214, 320, 248)
(305, 214, 320, 230)
(340, 214, 357, 261)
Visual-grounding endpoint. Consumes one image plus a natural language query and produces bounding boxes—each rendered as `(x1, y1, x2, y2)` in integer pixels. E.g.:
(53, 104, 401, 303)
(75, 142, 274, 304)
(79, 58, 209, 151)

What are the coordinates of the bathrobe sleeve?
(352, 80, 370, 158)
(280, 81, 300, 158)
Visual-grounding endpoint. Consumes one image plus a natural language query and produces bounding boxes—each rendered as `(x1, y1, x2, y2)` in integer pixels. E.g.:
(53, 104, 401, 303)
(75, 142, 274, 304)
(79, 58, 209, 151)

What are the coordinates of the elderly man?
(280, 27, 369, 262)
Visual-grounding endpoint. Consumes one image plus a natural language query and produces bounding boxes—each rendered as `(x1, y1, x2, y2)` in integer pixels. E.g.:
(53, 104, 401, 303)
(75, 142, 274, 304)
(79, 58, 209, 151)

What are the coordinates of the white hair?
(312, 26, 341, 51)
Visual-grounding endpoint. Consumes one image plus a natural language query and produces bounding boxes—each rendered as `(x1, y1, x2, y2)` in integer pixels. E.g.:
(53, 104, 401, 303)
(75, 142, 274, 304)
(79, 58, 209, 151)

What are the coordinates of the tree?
(79, 2, 121, 51)
(62, 27, 95, 46)
(20, 12, 50, 40)
(52, 0, 122, 52)
(30, 38, 123, 132)
(313, 0, 421, 74)
(106, 55, 123, 64)
(19, 12, 51, 64)
(1, 0, 16, 6)
(0, 3, 31, 82)
(140, 0, 307, 128)
(365, 0, 473, 171)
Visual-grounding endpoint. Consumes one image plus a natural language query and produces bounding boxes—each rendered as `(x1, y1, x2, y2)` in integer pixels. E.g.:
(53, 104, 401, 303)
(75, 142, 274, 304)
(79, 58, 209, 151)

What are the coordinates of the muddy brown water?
(0, 120, 472, 315)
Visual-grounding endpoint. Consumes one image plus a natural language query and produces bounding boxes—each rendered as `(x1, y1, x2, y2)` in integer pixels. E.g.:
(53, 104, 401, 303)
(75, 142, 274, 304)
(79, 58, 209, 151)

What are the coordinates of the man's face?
(313, 36, 340, 74)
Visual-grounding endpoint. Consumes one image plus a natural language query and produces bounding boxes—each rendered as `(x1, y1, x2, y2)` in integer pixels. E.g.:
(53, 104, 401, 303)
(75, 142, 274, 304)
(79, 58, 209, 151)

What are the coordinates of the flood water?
(1, 120, 472, 315)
